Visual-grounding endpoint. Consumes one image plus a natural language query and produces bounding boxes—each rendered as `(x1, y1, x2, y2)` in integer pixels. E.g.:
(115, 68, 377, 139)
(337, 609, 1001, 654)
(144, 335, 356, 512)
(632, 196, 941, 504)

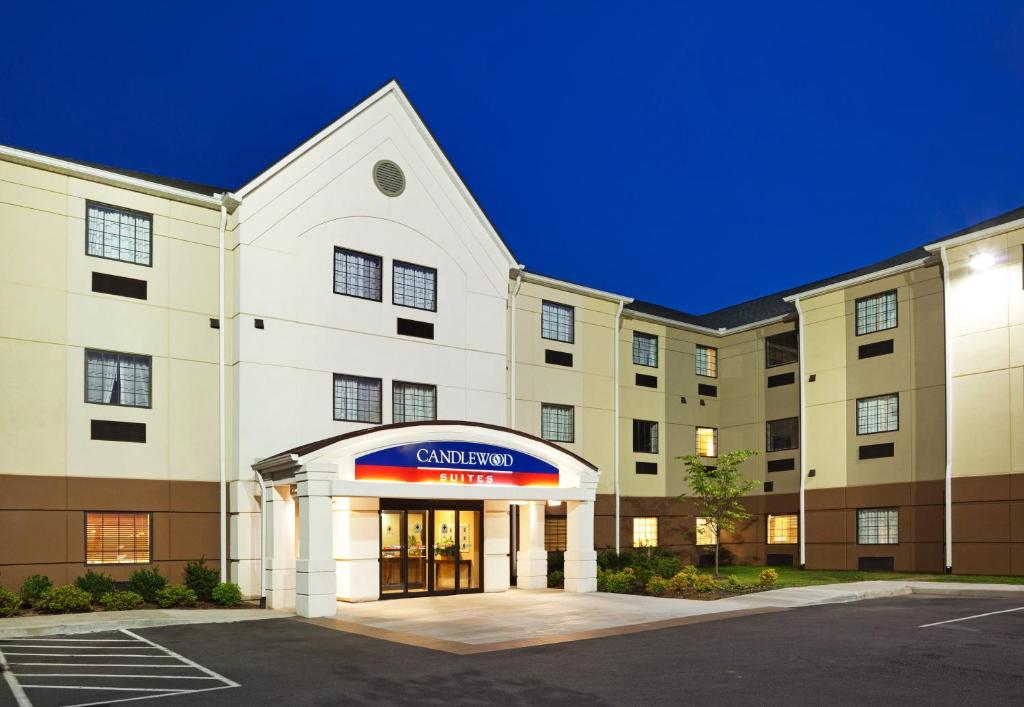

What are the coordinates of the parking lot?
(1, 595, 1022, 706)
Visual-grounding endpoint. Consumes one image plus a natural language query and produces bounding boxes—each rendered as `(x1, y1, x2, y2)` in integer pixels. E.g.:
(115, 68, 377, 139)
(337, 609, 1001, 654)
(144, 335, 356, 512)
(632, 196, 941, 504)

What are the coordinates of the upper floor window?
(86, 350, 151, 408)
(765, 331, 798, 368)
(393, 381, 436, 423)
(632, 419, 659, 454)
(632, 517, 658, 548)
(541, 403, 574, 443)
(392, 261, 437, 311)
(857, 393, 899, 435)
(696, 426, 718, 457)
(86, 511, 151, 564)
(633, 332, 658, 367)
(857, 508, 899, 545)
(334, 247, 382, 301)
(86, 203, 152, 266)
(766, 417, 799, 452)
(695, 345, 717, 378)
(333, 374, 382, 424)
(855, 290, 897, 336)
(767, 513, 798, 545)
(541, 301, 574, 343)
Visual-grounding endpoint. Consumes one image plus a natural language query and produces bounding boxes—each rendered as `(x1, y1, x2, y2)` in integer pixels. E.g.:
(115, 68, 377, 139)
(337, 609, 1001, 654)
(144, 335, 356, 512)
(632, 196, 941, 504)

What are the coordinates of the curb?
(0, 609, 293, 639)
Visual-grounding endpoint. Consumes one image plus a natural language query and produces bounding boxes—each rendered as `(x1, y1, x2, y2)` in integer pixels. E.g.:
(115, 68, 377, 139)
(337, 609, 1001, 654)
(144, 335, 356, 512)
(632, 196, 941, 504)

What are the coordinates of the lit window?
(334, 247, 382, 301)
(86, 512, 151, 564)
(541, 301, 574, 343)
(541, 403, 574, 443)
(766, 418, 799, 452)
(765, 331, 798, 368)
(767, 514, 798, 545)
(393, 382, 436, 422)
(695, 517, 716, 545)
(86, 203, 152, 266)
(633, 332, 658, 367)
(696, 427, 718, 457)
(86, 350, 151, 408)
(855, 291, 897, 335)
(333, 374, 382, 423)
(545, 517, 567, 552)
(393, 261, 437, 311)
(633, 517, 658, 548)
(857, 394, 898, 435)
(695, 345, 717, 377)
(632, 420, 659, 453)
(857, 508, 899, 545)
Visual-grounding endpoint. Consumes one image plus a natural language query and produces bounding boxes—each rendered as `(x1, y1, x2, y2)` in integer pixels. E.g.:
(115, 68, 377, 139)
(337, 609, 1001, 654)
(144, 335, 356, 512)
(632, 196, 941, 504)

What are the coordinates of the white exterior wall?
(229, 86, 515, 593)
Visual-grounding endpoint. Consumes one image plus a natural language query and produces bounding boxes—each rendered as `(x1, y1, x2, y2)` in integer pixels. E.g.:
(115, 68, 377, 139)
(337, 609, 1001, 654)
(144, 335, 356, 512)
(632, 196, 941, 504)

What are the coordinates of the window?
(85, 512, 151, 564)
(541, 301, 574, 343)
(766, 418, 799, 452)
(696, 427, 718, 457)
(393, 382, 436, 422)
(633, 332, 658, 367)
(857, 508, 899, 545)
(767, 514, 798, 545)
(333, 374, 382, 423)
(392, 261, 437, 311)
(545, 517, 567, 552)
(633, 517, 658, 548)
(695, 517, 716, 546)
(541, 404, 574, 443)
(695, 345, 717, 377)
(85, 350, 151, 408)
(86, 203, 152, 266)
(333, 247, 382, 301)
(765, 331, 798, 368)
(632, 420, 659, 453)
(855, 290, 898, 335)
(857, 393, 899, 435)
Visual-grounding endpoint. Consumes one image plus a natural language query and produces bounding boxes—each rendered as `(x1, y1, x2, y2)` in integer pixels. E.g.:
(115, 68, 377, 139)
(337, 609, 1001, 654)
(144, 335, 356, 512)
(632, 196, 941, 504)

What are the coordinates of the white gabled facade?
(227, 82, 519, 594)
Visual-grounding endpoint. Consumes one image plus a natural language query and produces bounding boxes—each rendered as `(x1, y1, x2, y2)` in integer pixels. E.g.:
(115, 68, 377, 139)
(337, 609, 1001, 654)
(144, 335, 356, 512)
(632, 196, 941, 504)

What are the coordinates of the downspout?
(939, 246, 953, 573)
(216, 196, 229, 583)
(509, 270, 523, 580)
(614, 300, 625, 554)
(794, 298, 807, 569)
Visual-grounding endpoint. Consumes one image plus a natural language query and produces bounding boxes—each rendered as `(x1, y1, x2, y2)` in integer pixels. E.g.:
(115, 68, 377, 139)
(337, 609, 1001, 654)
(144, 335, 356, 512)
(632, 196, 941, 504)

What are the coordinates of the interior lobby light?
(547, 500, 562, 506)
(969, 253, 996, 271)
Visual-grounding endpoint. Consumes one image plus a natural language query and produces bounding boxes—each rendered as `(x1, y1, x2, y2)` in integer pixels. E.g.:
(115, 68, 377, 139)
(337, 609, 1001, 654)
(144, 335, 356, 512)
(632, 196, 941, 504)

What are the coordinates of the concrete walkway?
(0, 607, 293, 639)
(303, 581, 1024, 653)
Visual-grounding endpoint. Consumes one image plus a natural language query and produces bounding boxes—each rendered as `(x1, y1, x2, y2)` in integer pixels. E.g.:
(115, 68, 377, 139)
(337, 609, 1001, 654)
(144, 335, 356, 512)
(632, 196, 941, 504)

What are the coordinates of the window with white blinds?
(86, 203, 152, 266)
(393, 382, 437, 423)
(334, 247, 382, 301)
(85, 350, 151, 408)
(85, 512, 151, 564)
(393, 261, 437, 311)
(541, 301, 574, 343)
(333, 374, 382, 423)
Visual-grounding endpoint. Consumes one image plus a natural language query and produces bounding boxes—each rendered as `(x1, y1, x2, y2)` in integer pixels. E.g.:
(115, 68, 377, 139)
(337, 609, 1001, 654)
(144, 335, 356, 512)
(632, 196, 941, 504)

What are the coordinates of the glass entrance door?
(380, 509, 429, 596)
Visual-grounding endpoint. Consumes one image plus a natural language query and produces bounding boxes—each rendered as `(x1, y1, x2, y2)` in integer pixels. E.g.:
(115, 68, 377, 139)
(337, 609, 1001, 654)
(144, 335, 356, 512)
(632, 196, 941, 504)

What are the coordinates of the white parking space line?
(0, 628, 239, 707)
(919, 606, 1024, 628)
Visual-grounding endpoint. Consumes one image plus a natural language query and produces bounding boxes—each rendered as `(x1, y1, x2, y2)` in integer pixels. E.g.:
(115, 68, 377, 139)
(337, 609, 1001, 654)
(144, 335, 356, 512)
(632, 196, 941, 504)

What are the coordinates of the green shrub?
(597, 548, 632, 572)
(184, 558, 219, 602)
(35, 584, 92, 613)
(597, 569, 634, 594)
(100, 591, 143, 611)
(211, 582, 243, 607)
(75, 571, 115, 602)
(0, 587, 21, 617)
(759, 568, 779, 587)
(546, 551, 564, 575)
(669, 566, 699, 592)
(156, 585, 197, 608)
(645, 575, 671, 595)
(547, 570, 564, 588)
(19, 574, 52, 607)
(690, 573, 716, 592)
(128, 568, 166, 602)
(725, 574, 744, 590)
(651, 555, 683, 581)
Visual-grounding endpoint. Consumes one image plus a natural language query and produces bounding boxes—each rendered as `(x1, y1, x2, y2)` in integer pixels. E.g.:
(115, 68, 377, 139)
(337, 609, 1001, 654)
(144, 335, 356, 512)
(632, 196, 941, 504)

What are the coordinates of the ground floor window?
(545, 516, 567, 551)
(767, 513, 798, 544)
(86, 511, 151, 564)
(857, 507, 899, 545)
(632, 517, 658, 547)
(695, 516, 716, 545)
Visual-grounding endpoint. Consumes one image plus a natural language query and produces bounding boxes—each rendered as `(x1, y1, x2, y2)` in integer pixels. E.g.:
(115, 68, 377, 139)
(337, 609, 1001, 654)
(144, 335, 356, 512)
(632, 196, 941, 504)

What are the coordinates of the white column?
(564, 500, 597, 593)
(295, 469, 336, 617)
(515, 501, 547, 589)
(334, 496, 380, 602)
(264, 485, 296, 609)
(483, 500, 511, 592)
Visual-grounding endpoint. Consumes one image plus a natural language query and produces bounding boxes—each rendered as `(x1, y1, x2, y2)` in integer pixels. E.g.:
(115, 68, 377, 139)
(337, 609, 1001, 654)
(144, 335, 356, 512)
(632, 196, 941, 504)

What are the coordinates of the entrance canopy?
(253, 421, 600, 502)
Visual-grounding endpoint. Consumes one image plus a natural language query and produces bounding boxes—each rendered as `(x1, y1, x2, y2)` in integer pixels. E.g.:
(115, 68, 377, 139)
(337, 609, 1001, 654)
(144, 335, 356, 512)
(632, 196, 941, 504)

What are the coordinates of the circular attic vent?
(373, 160, 406, 197)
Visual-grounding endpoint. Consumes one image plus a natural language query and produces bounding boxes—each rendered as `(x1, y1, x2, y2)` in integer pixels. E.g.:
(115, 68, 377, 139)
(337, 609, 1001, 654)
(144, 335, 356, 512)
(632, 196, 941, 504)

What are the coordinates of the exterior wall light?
(547, 500, 562, 506)
(969, 253, 996, 271)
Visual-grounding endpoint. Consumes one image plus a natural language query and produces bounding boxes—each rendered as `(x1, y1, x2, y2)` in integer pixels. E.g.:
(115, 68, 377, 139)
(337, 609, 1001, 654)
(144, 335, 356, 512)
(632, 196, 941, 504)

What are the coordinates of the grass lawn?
(705, 565, 1024, 588)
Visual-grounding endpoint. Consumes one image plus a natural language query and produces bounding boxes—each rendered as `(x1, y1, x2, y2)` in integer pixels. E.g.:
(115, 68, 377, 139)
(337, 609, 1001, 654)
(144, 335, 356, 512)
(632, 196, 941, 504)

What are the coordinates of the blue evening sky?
(2, 2, 1022, 313)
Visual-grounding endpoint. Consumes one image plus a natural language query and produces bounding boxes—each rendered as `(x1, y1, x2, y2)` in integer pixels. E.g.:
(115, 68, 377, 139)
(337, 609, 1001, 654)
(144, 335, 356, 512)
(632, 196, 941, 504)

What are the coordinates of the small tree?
(678, 450, 757, 577)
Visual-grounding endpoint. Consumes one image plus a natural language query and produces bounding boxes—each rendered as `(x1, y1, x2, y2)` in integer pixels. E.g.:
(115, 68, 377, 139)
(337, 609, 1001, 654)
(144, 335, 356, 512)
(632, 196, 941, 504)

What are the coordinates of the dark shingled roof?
(927, 204, 1024, 244)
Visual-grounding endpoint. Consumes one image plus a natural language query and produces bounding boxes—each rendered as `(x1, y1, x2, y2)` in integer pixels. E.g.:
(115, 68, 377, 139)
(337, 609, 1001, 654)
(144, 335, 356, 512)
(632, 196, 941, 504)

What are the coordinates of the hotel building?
(1, 81, 1021, 617)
